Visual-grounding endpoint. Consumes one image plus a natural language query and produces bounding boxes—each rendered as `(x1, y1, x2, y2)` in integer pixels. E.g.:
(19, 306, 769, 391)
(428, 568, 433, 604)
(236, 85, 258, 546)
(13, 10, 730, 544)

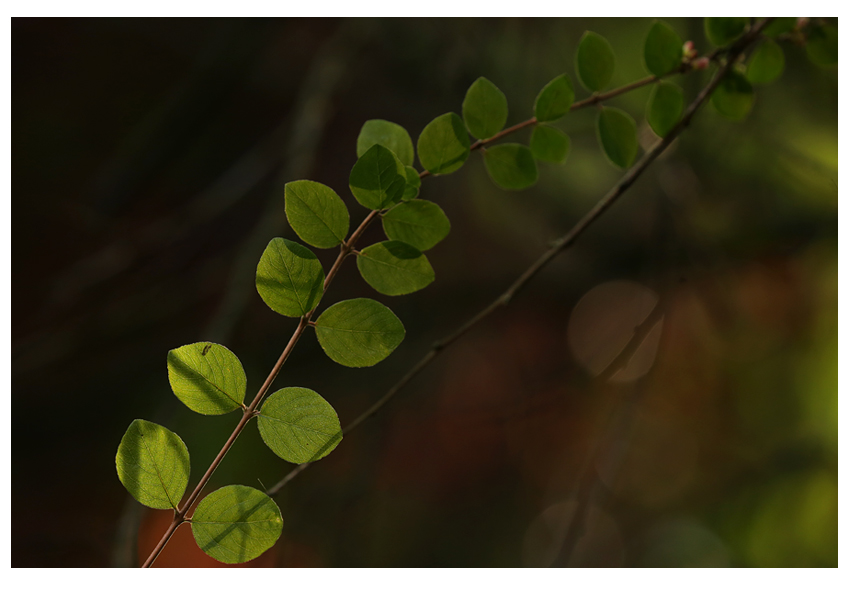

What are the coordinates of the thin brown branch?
(141, 208, 380, 567)
(266, 18, 773, 498)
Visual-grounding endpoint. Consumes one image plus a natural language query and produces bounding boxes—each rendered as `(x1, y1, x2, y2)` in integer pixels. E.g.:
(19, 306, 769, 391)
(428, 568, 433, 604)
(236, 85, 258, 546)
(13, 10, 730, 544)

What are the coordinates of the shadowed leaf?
(483, 143, 539, 190)
(382, 199, 450, 251)
(530, 124, 570, 164)
(597, 107, 638, 168)
(357, 240, 435, 296)
(167, 342, 246, 415)
(644, 20, 683, 77)
(462, 76, 509, 140)
(349, 144, 407, 210)
(356, 119, 414, 166)
(191, 485, 283, 564)
(256, 238, 324, 317)
(576, 31, 616, 92)
(417, 112, 470, 174)
(533, 74, 575, 122)
(647, 81, 684, 137)
(116, 420, 190, 510)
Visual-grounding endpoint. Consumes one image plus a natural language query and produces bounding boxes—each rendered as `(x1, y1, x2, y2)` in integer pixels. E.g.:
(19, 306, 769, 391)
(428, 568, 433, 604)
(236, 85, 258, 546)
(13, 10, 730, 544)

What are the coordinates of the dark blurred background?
(13, 17, 837, 567)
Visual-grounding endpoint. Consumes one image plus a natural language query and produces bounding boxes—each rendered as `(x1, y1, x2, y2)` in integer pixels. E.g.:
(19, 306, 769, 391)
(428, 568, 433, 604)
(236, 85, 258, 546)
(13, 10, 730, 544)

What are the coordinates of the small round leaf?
(747, 39, 785, 85)
(167, 342, 246, 415)
(529, 124, 570, 164)
(403, 166, 421, 200)
(357, 241, 435, 296)
(646, 81, 684, 137)
(576, 31, 616, 92)
(806, 25, 838, 67)
(349, 144, 407, 210)
(417, 112, 470, 175)
(382, 199, 451, 251)
(256, 238, 324, 318)
(284, 180, 350, 249)
(191, 485, 283, 564)
(643, 20, 683, 77)
(116, 419, 190, 510)
(258, 387, 342, 464)
(315, 298, 405, 368)
(533, 74, 575, 123)
(711, 69, 754, 121)
(483, 143, 539, 190)
(356, 119, 414, 166)
(704, 17, 748, 46)
(597, 107, 638, 169)
(462, 76, 509, 140)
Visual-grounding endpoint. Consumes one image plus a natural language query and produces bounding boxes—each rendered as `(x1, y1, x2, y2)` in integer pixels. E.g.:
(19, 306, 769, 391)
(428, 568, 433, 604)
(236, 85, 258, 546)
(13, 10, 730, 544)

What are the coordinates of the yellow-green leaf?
(258, 387, 342, 464)
(315, 298, 405, 368)
(356, 119, 414, 166)
(284, 180, 350, 249)
(382, 199, 451, 251)
(167, 342, 247, 415)
(256, 237, 324, 318)
(191, 485, 283, 564)
(357, 241, 435, 296)
(116, 419, 190, 510)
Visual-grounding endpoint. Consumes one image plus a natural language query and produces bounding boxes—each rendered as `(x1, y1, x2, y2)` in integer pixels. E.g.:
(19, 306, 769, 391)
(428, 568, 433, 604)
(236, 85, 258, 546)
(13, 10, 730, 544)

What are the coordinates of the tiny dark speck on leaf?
(202, 344, 212, 356)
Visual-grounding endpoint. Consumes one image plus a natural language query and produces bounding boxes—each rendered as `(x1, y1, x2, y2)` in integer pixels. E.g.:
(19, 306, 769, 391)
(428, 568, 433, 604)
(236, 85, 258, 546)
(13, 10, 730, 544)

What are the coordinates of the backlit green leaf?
(643, 20, 683, 77)
(403, 166, 421, 200)
(116, 419, 190, 510)
(315, 298, 405, 367)
(646, 81, 684, 137)
(382, 199, 451, 251)
(762, 17, 796, 37)
(191, 485, 283, 564)
(167, 342, 246, 415)
(483, 143, 538, 190)
(256, 238, 324, 318)
(357, 241, 435, 296)
(704, 17, 748, 46)
(533, 74, 575, 123)
(806, 25, 838, 66)
(529, 124, 570, 164)
(257, 387, 342, 464)
(356, 119, 414, 166)
(284, 180, 350, 249)
(576, 31, 616, 92)
(417, 112, 470, 175)
(747, 39, 785, 85)
(349, 144, 406, 210)
(711, 69, 755, 120)
(597, 107, 638, 169)
(463, 77, 509, 140)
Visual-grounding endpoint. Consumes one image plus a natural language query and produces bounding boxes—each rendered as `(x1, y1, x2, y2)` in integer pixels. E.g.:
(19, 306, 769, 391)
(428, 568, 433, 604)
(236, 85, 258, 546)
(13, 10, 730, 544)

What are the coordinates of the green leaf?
(462, 76, 509, 140)
(314, 298, 405, 367)
(257, 387, 342, 464)
(576, 31, 616, 92)
(597, 107, 638, 169)
(356, 119, 414, 166)
(533, 74, 575, 123)
(284, 180, 350, 249)
(483, 143, 539, 190)
(704, 17, 748, 46)
(382, 199, 451, 251)
(167, 342, 246, 415)
(529, 125, 570, 164)
(256, 238, 324, 318)
(417, 112, 470, 175)
(357, 241, 435, 296)
(191, 485, 283, 564)
(711, 69, 755, 121)
(762, 17, 796, 37)
(643, 20, 683, 77)
(747, 39, 785, 85)
(116, 419, 190, 510)
(403, 166, 421, 200)
(349, 144, 406, 210)
(806, 25, 838, 66)
(646, 81, 684, 137)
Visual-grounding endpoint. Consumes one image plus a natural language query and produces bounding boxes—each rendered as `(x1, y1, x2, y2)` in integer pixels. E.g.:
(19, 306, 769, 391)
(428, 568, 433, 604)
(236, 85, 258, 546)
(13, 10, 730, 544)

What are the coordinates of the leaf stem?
(140, 210, 380, 567)
(265, 18, 773, 499)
